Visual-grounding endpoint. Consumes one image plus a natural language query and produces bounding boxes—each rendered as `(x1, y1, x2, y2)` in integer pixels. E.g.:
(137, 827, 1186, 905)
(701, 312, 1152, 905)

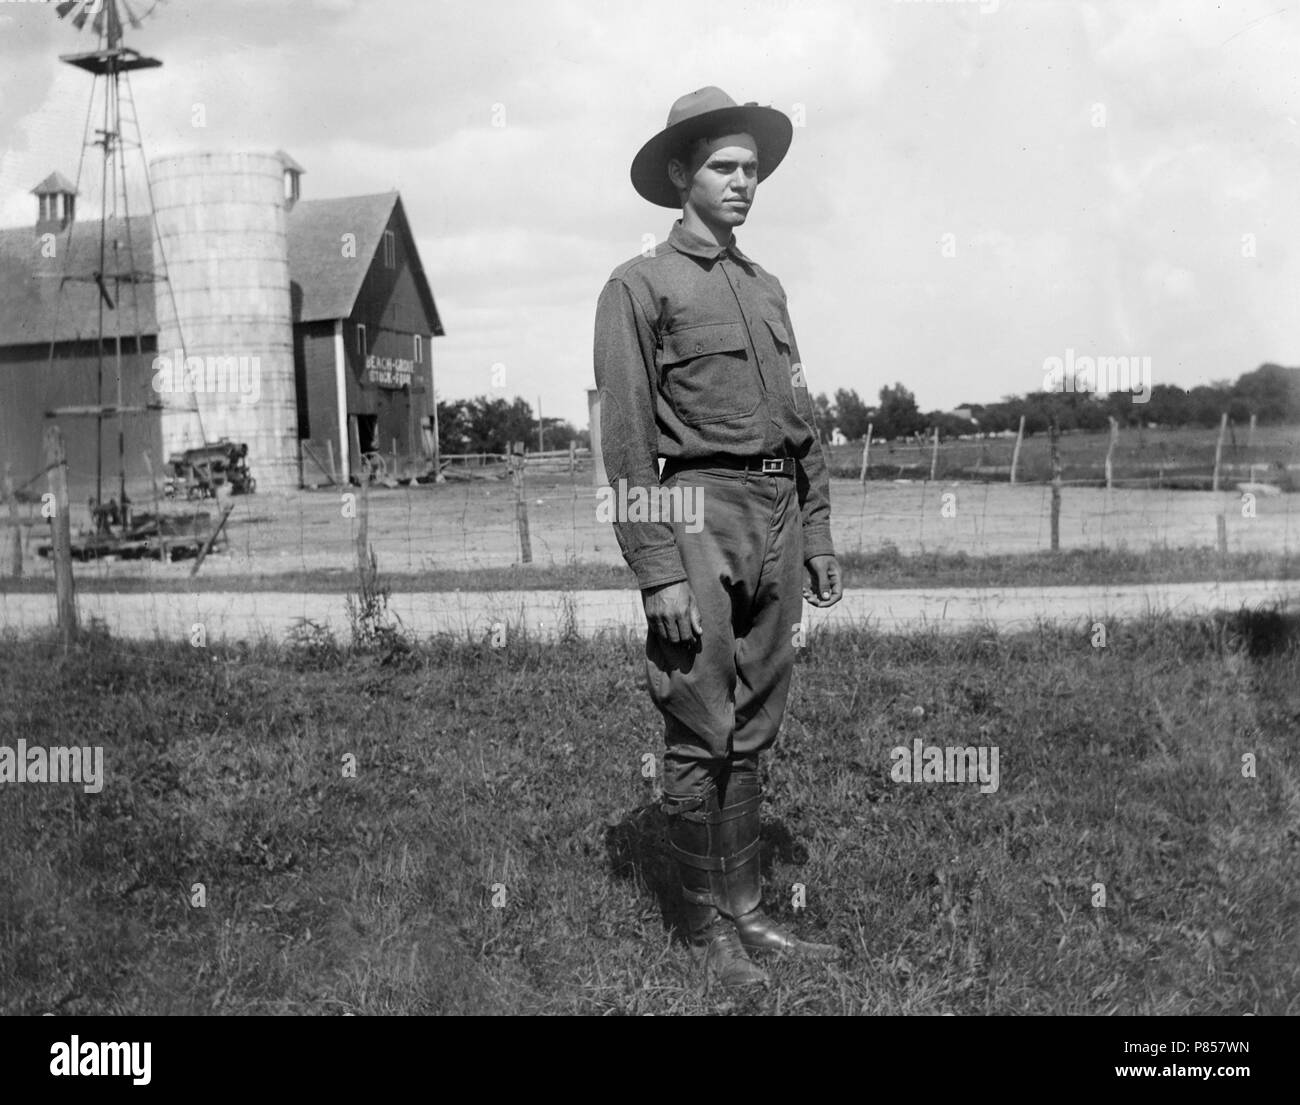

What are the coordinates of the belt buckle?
(761, 458, 785, 474)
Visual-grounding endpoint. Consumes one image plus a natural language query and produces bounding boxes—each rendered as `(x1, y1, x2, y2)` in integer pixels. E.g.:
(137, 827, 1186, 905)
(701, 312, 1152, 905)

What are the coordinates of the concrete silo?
(149, 151, 298, 492)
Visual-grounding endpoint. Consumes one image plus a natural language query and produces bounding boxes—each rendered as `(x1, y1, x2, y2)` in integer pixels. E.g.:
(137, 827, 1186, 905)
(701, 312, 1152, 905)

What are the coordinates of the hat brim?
(630, 104, 793, 209)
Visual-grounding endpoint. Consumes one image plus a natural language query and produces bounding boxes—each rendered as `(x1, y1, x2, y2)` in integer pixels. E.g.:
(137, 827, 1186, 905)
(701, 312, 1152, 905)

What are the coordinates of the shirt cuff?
(624, 547, 689, 591)
(801, 524, 836, 561)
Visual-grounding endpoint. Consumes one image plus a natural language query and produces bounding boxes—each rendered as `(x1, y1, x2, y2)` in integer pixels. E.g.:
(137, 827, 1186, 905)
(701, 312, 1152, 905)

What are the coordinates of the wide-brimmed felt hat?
(630, 86, 793, 208)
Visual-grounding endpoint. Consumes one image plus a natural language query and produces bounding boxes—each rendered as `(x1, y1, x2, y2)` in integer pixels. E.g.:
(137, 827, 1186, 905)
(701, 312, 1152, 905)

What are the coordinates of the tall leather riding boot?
(721, 771, 841, 961)
(664, 786, 768, 988)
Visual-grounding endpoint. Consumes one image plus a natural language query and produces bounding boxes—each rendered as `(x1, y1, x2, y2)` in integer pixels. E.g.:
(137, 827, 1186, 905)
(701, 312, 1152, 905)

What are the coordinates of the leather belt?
(663, 456, 796, 477)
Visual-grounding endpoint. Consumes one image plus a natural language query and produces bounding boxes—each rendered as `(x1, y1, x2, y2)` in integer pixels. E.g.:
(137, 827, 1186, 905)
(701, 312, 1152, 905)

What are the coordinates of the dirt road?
(2, 580, 1295, 643)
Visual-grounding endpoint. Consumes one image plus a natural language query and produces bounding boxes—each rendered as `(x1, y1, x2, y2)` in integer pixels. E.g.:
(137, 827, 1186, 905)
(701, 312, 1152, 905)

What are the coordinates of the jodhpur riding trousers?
(646, 463, 804, 799)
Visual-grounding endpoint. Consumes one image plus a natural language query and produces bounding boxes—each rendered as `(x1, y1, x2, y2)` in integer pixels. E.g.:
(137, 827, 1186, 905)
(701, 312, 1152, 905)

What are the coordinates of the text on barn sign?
(365, 354, 413, 388)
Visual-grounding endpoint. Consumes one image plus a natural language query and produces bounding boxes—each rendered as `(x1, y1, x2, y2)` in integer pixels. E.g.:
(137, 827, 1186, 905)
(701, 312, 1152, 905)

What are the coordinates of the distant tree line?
(436, 364, 1298, 455)
(817, 363, 1300, 441)
(436, 396, 587, 456)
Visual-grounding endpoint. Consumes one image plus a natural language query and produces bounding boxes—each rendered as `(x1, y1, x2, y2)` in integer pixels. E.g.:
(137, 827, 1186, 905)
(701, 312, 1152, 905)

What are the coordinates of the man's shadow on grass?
(604, 798, 807, 941)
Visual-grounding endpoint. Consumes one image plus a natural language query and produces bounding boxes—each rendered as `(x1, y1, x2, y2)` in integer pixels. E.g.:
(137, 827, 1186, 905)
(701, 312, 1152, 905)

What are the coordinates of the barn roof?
(285, 192, 394, 323)
(285, 192, 444, 333)
(0, 216, 157, 347)
(0, 190, 443, 348)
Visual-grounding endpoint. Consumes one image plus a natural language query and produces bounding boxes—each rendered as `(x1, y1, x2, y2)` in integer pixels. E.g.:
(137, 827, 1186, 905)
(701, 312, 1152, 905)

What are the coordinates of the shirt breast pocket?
(660, 322, 760, 427)
(764, 316, 814, 420)
(764, 316, 794, 366)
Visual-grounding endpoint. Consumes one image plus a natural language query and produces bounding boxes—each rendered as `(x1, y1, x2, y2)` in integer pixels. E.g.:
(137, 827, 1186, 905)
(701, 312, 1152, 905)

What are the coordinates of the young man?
(593, 87, 843, 987)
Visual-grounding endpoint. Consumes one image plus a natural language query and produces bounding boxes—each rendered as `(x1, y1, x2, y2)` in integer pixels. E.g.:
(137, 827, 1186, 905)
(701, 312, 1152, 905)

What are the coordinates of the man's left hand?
(803, 555, 842, 608)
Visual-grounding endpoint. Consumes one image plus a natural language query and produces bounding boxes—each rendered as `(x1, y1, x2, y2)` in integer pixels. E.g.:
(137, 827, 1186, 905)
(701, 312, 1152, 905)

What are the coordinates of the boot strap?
(662, 792, 710, 823)
(716, 793, 762, 822)
(669, 836, 761, 873)
(665, 792, 760, 824)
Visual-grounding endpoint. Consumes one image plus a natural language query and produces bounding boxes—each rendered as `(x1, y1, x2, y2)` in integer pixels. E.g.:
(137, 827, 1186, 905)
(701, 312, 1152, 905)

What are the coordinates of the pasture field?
(823, 421, 1300, 485)
(1, 613, 1296, 1015)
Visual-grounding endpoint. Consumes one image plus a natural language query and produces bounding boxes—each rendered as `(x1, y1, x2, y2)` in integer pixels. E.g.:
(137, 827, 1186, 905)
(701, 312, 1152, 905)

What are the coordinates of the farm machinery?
(37, 495, 229, 564)
(163, 440, 257, 500)
(34, 440, 251, 564)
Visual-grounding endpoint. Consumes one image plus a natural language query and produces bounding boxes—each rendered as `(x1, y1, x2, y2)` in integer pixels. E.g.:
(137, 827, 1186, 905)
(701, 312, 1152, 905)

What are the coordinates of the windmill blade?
(108, 0, 126, 46)
(58, 0, 165, 43)
(136, 1, 166, 25)
(120, 0, 166, 29)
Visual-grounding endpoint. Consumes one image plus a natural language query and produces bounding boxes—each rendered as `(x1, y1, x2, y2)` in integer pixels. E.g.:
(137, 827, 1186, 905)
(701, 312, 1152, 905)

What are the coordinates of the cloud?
(1, 0, 1297, 427)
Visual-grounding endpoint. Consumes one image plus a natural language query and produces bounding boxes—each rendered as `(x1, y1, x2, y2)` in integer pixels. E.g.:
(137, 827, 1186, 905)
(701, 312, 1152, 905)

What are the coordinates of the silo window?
(357, 324, 367, 358)
(414, 334, 423, 363)
(384, 230, 396, 269)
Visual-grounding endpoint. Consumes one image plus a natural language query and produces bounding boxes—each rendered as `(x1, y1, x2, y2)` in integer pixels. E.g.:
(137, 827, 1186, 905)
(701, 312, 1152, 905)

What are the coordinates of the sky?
(1, 0, 1297, 430)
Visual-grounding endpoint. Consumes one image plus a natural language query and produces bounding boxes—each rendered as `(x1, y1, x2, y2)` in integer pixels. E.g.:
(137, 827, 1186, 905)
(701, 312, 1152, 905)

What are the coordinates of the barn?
(0, 152, 444, 500)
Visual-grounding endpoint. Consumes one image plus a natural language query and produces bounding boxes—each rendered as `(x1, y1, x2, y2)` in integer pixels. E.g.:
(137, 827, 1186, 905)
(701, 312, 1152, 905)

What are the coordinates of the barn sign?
(365, 354, 414, 388)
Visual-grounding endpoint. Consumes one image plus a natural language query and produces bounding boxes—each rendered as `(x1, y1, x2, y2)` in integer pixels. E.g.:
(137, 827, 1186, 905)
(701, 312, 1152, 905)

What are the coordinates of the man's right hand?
(643, 580, 703, 645)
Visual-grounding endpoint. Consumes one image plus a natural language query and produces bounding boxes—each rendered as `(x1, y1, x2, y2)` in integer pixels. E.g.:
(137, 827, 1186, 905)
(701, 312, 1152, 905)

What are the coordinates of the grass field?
(2, 611, 1297, 1015)
(0, 546, 1295, 595)
(824, 421, 1300, 486)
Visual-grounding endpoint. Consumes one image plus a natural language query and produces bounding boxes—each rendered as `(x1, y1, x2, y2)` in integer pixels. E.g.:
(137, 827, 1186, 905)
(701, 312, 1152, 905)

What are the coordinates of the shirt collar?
(667, 219, 752, 265)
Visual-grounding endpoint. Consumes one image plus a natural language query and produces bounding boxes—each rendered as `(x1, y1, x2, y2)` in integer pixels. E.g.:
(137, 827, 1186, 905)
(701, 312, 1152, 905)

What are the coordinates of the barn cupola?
(276, 150, 305, 210)
(32, 172, 77, 234)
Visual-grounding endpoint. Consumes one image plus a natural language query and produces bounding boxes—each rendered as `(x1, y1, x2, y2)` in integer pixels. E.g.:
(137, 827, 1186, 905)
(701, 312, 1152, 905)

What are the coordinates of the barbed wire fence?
(3, 421, 1298, 658)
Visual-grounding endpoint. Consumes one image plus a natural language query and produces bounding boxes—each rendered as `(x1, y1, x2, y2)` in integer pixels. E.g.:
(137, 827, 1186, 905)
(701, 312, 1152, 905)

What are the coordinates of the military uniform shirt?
(593, 219, 835, 590)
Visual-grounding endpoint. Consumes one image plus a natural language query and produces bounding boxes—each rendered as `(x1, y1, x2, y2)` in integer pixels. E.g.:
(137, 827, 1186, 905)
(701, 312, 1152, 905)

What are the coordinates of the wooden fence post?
(511, 441, 532, 564)
(569, 441, 576, 475)
(44, 426, 77, 648)
(1212, 412, 1228, 492)
(859, 423, 873, 483)
(1049, 418, 1061, 553)
(1105, 416, 1119, 490)
(929, 425, 940, 482)
(1010, 415, 1026, 485)
(4, 462, 21, 579)
(356, 469, 369, 574)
